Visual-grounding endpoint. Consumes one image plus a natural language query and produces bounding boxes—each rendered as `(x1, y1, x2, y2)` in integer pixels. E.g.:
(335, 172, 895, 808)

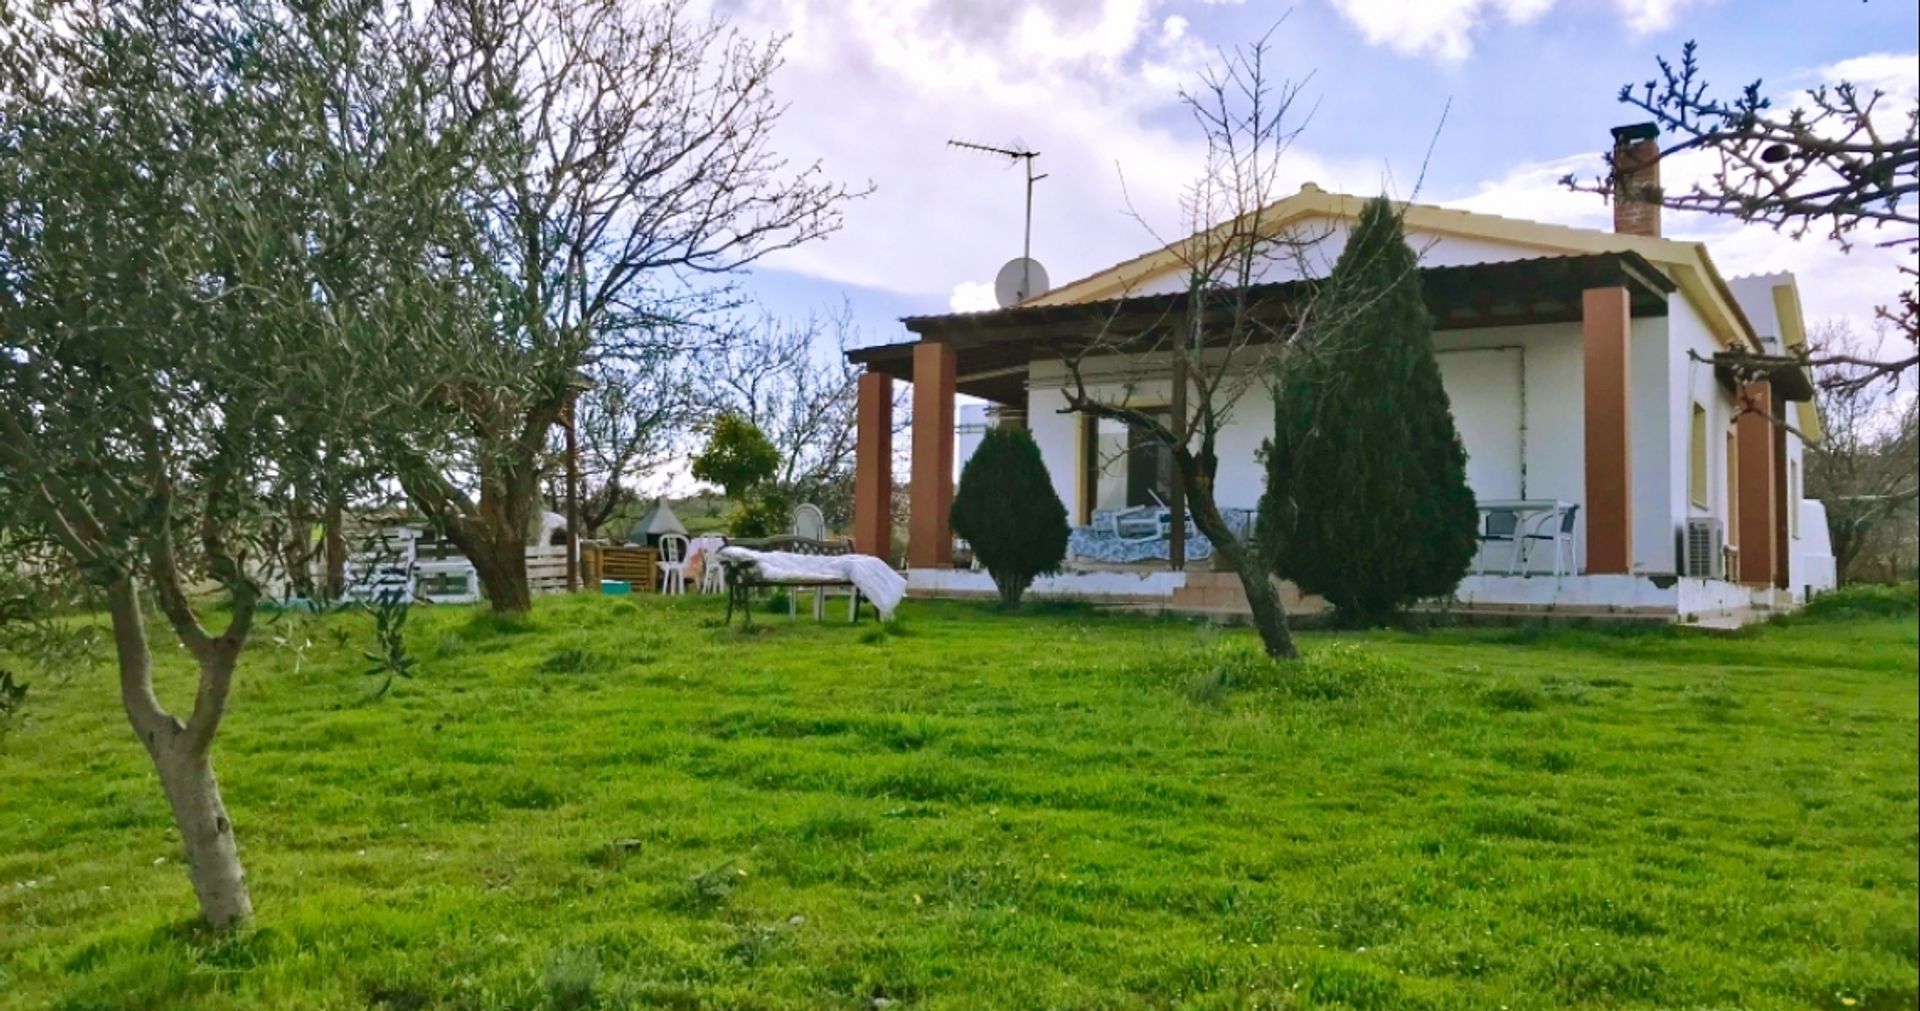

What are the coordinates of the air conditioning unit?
(1682, 518, 1726, 579)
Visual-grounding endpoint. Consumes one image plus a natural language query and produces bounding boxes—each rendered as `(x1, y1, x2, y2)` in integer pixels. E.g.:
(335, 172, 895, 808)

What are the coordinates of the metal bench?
(719, 536, 872, 627)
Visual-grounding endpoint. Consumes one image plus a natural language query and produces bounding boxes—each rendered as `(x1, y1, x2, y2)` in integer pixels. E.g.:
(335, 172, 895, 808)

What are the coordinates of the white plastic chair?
(789, 505, 829, 616)
(694, 536, 728, 594)
(657, 534, 689, 595)
(1519, 505, 1579, 577)
(1476, 509, 1523, 575)
(791, 503, 826, 541)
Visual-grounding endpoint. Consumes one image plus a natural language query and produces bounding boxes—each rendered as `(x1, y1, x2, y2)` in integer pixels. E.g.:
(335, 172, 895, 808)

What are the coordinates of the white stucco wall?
(1020, 216, 1814, 582)
(1024, 369, 1083, 517)
(1025, 357, 1277, 518)
(1794, 499, 1837, 598)
(1783, 425, 1810, 595)
(1666, 297, 1745, 577)
(1629, 315, 1670, 573)
(1126, 218, 1568, 297)
(1723, 270, 1832, 595)
(1025, 311, 1722, 579)
(1433, 322, 1587, 568)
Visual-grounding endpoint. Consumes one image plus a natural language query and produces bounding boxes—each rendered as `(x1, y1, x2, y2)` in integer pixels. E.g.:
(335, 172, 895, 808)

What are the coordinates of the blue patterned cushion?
(1067, 509, 1255, 564)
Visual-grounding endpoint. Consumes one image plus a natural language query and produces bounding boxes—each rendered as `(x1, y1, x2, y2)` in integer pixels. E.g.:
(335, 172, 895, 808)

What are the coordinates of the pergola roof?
(847, 251, 1675, 406)
(1713, 351, 1817, 403)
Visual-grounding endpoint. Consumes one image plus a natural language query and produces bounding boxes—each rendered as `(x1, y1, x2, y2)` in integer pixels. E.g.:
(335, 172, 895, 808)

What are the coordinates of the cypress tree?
(1257, 196, 1479, 625)
(950, 426, 1069, 609)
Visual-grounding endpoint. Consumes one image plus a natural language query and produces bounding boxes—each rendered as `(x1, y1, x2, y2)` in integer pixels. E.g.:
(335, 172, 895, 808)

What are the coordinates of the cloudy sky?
(709, 0, 1917, 353)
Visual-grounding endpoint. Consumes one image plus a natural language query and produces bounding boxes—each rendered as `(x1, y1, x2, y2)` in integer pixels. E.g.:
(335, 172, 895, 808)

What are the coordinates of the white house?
(844, 125, 1836, 623)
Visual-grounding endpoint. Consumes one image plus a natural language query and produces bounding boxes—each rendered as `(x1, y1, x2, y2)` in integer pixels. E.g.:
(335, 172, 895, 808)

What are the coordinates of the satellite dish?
(994, 257, 1049, 307)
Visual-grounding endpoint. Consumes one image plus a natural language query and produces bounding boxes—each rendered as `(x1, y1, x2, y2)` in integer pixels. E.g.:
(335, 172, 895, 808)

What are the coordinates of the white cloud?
(727, 0, 1371, 309)
(948, 280, 999, 312)
(1322, 0, 1551, 62)
(1813, 52, 1920, 99)
(1610, 0, 1700, 33)
(1323, 0, 1708, 62)
(1450, 146, 1914, 341)
(1455, 49, 1916, 339)
(1448, 152, 1607, 227)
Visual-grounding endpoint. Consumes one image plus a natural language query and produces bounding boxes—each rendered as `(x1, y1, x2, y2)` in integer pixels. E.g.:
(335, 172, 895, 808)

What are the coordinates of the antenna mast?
(948, 139, 1048, 297)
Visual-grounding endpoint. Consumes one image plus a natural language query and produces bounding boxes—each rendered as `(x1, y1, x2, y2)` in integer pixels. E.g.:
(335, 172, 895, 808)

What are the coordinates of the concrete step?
(1168, 572, 1324, 614)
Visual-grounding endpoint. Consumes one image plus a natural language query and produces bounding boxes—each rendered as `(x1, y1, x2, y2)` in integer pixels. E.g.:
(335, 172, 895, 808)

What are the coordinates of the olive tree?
(0, 0, 462, 927)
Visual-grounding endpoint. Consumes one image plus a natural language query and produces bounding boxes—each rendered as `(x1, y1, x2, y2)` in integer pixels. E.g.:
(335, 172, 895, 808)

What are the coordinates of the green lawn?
(1, 592, 1915, 1010)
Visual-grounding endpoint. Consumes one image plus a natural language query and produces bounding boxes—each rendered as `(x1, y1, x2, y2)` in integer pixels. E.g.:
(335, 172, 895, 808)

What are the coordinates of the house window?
(1082, 409, 1174, 518)
(1689, 403, 1709, 508)
(1789, 460, 1801, 538)
(1725, 430, 1739, 544)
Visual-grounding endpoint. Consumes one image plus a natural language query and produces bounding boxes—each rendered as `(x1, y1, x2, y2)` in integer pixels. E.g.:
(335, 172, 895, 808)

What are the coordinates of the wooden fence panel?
(337, 531, 580, 604)
(526, 546, 572, 596)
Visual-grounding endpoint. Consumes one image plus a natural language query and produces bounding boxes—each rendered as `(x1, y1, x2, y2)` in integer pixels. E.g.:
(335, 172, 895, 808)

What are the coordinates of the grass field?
(1, 589, 1915, 1010)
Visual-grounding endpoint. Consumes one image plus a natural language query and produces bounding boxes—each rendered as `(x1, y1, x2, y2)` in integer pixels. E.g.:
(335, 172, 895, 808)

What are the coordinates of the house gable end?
(1026, 186, 1763, 355)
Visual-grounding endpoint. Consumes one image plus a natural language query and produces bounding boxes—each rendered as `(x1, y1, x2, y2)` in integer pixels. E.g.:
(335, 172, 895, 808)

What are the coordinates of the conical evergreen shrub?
(1258, 196, 1479, 624)
(950, 426, 1069, 609)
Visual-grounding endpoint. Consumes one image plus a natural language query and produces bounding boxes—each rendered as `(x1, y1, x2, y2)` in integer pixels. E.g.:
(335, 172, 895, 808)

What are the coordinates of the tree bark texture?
(323, 493, 347, 600)
(1182, 454, 1299, 660)
(107, 580, 253, 929)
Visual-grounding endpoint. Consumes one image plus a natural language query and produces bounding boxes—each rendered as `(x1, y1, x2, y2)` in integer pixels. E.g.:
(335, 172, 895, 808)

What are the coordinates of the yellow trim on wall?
(1769, 279, 1825, 444)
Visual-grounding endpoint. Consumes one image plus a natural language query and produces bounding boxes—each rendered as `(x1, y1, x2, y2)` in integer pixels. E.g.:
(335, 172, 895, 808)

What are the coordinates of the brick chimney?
(1610, 122, 1662, 237)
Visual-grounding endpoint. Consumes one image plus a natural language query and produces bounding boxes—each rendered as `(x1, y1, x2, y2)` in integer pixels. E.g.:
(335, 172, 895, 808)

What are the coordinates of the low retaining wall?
(909, 566, 1789, 625)
(1454, 573, 1765, 620)
(906, 567, 1189, 602)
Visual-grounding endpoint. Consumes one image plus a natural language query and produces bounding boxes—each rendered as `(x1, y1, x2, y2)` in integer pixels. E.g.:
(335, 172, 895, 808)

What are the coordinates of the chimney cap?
(1611, 122, 1659, 145)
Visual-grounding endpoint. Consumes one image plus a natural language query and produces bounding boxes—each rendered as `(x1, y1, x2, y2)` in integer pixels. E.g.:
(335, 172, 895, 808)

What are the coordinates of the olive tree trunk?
(442, 467, 538, 614)
(396, 413, 551, 615)
(323, 493, 348, 600)
(465, 533, 533, 614)
(1183, 453, 1298, 661)
(107, 580, 253, 929)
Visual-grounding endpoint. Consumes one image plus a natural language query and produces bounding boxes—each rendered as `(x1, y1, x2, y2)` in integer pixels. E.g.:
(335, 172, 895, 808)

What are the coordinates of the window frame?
(1688, 402, 1710, 510)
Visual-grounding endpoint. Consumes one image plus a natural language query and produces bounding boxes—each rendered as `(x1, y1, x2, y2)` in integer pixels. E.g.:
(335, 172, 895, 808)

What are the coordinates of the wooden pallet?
(586, 545, 658, 593)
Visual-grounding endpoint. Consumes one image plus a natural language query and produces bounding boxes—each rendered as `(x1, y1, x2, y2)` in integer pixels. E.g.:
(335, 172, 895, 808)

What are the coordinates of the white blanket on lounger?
(715, 548, 907, 619)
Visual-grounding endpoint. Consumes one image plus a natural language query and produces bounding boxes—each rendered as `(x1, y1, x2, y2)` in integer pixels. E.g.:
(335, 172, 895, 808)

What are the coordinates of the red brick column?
(909, 342, 956, 568)
(1736, 380, 1777, 586)
(1582, 286, 1633, 574)
(853, 371, 892, 559)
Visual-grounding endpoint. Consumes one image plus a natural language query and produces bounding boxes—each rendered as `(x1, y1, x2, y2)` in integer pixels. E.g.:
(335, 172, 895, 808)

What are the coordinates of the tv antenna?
(948, 138, 1049, 305)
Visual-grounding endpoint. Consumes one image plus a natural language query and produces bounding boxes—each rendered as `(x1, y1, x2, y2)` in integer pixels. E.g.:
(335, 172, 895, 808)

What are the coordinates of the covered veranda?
(844, 250, 1802, 613)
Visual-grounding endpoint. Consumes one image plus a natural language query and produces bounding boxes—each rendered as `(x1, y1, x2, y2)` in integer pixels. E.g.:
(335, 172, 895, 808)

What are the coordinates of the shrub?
(1259, 196, 1479, 625)
(0, 669, 27, 739)
(727, 485, 792, 538)
(949, 427, 1069, 609)
(691, 413, 779, 501)
(1797, 581, 1917, 622)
